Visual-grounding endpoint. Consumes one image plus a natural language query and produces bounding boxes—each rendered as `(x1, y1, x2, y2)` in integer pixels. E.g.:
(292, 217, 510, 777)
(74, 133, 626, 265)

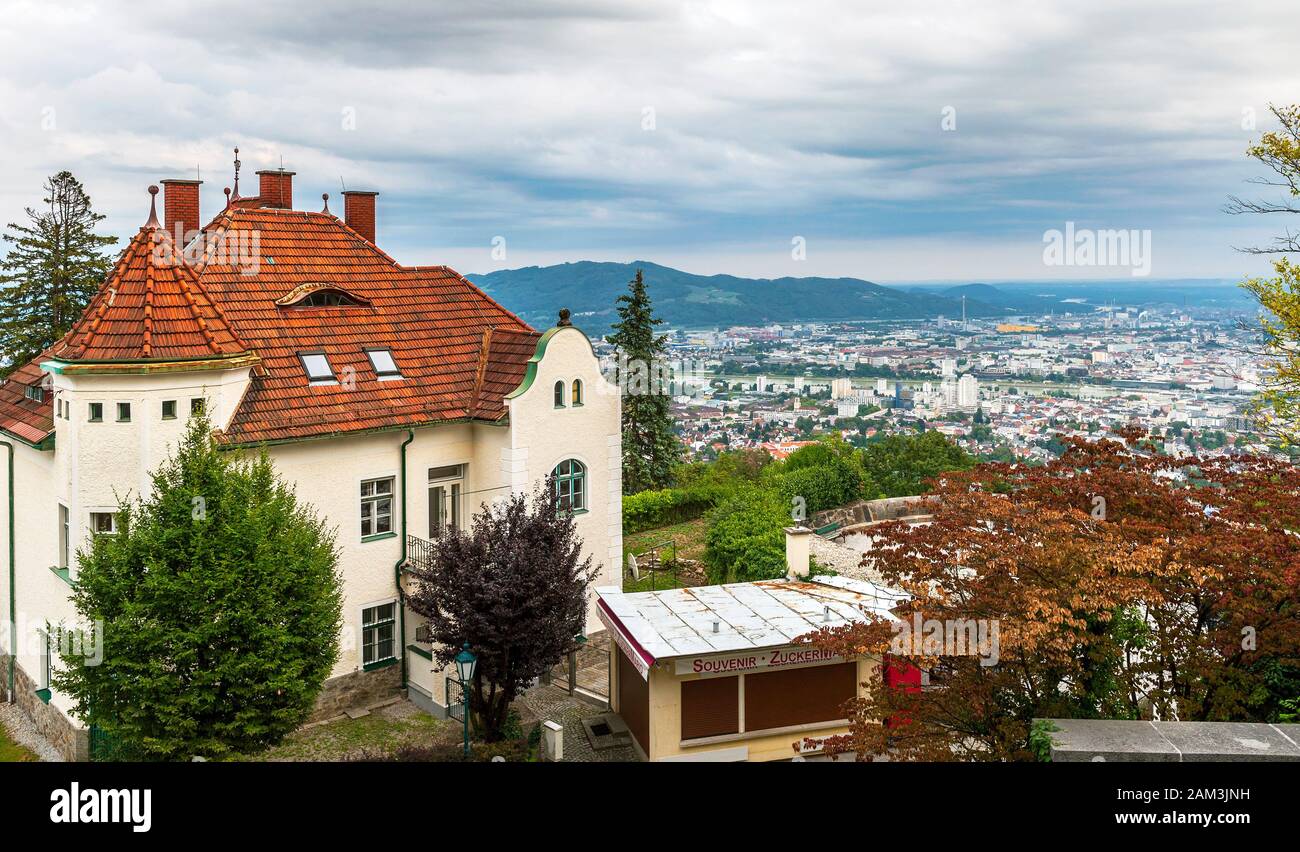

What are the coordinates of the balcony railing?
(406, 534, 436, 572)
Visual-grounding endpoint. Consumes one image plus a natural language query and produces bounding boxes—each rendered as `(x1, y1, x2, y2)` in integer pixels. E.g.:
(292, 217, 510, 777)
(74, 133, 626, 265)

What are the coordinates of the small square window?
(366, 349, 402, 379)
(90, 512, 117, 535)
(191, 398, 205, 416)
(116, 403, 131, 422)
(88, 403, 103, 423)
(300, 353, 336, 384)
(162, 400, 177, 420)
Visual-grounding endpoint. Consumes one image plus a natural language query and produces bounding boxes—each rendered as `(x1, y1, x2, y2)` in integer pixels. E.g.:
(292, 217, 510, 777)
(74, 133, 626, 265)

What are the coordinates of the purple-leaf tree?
(405, 481, 598, 741)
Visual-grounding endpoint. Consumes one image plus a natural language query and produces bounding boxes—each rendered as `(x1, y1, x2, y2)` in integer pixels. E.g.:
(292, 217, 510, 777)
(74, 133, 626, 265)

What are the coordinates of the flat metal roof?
(595, 575, 904, 662)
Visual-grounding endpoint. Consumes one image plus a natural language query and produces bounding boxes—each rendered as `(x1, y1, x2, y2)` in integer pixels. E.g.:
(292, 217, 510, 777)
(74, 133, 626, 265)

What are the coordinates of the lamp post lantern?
(454, 643, 477, 757)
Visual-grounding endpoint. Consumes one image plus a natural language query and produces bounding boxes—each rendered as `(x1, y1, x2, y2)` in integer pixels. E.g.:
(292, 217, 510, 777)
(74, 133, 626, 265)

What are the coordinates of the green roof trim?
(504, 324, 596, 401)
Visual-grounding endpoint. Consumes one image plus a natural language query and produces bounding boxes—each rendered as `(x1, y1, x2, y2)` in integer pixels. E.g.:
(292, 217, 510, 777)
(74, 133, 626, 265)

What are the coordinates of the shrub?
(703, 486, 789, 583)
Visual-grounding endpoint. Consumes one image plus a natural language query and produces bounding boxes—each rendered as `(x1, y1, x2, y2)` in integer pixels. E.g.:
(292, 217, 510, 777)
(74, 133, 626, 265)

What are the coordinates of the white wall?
(506, 325, 622, 634)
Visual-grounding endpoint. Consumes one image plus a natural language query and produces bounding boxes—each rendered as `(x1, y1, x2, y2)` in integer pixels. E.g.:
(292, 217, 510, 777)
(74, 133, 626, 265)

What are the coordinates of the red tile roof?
(0, 357, 54, 446)
(195, 206, 537, 444)
(48, 225, 248, 363)
(1, 197, 542, 448)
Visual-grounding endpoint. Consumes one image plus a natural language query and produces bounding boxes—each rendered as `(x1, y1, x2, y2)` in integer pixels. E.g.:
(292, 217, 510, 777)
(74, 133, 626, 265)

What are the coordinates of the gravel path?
(811, 534, 886, 583)
(0, 703, 63, 762)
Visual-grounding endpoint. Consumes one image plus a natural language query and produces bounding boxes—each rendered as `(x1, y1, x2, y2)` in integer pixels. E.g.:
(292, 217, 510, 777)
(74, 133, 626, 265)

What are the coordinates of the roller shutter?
(744, 662, 857, 732)
(681, 676, 739, 740)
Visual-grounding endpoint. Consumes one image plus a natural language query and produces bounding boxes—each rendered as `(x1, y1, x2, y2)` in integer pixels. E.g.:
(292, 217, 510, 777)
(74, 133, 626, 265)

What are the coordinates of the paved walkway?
(523, 631, 639, 762)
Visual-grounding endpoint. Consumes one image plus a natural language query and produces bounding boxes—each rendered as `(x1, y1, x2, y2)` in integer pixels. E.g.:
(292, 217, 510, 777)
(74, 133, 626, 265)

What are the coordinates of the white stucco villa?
(0, 164, 621, 759)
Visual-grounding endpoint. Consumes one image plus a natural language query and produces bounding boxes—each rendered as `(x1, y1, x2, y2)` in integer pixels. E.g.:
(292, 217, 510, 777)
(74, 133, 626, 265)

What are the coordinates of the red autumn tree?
(804, 432, 1300, 761)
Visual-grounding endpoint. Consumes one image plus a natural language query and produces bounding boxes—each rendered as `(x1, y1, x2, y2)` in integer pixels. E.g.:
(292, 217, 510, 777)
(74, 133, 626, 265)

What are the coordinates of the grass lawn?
(0, 723, 37, 762)
(235, 701, 449, 761)
(622, 517, 710, 591)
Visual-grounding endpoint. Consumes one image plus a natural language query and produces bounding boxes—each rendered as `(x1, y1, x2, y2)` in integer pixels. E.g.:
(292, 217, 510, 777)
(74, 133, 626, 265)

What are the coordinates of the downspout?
(393, 429, 414, 689)
(3, 440, 14, 703)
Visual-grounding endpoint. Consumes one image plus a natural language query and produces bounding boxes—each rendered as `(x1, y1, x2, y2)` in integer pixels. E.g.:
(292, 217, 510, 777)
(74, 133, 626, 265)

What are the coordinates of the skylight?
(366, 348, 402, 379)
(300, 353, 336, 384)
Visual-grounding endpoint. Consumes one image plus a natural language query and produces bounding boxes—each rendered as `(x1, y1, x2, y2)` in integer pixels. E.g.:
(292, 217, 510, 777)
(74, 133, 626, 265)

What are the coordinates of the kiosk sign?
(676, 645, 843, 676)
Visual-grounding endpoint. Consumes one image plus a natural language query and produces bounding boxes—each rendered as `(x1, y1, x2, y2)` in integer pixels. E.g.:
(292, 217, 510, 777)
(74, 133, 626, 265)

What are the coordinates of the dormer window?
(300, 290, 361, 307)
(366, 348, 402, 380)
(276, 283, 371, 309)
(24, 384, 44, 403)
(300, 352, 337, 385)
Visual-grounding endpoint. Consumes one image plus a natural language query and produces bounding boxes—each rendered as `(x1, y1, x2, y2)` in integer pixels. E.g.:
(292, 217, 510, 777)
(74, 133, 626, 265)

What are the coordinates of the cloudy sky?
(0, 0, 1295, 282)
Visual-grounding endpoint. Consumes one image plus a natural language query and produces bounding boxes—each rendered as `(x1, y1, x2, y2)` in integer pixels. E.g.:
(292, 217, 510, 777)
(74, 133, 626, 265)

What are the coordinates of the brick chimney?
(256, 169, 295, 209)
(160, 179, 202, 244)
(342, 190, 378, 243)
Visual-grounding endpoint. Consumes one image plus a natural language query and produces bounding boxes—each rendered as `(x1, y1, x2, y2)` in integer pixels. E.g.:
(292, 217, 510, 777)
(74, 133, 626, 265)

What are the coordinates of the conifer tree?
(0, 171, 117, 375)
(606, 269, 680, 492)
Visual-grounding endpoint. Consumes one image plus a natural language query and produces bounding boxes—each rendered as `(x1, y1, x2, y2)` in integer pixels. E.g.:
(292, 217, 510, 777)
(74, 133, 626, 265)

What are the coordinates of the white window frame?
(428, 463, 467, 537)
(359, 475, 396, 540)
(89, 510, 118, 536)
(58, 504, 70, 569)
(360, 599, 398, 669)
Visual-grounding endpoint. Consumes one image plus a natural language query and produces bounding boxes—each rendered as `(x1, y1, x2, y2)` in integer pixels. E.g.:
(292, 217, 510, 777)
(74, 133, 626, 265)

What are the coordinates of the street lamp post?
(455, 643, 477, 758)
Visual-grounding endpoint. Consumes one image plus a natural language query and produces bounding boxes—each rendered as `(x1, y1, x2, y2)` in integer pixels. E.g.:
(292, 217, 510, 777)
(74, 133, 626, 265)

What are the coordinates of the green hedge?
(622, 483, 732, 533)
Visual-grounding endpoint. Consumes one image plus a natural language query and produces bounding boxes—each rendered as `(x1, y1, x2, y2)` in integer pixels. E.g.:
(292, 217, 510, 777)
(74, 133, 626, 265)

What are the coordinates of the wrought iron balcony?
(406, 534, 436, 572)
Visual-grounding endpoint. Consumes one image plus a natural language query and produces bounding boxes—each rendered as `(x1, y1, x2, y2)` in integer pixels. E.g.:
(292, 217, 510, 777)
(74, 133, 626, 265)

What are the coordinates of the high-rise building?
(958, 374, 979, 409)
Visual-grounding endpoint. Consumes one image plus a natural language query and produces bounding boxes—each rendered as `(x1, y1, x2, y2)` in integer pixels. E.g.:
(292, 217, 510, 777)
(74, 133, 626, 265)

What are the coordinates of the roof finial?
(231, 146, 242, 199)
(321, 193, 331, 215)
(557, 307, 572, 327)
(223, 186, 232, 210)
(145, 185, 160, 228)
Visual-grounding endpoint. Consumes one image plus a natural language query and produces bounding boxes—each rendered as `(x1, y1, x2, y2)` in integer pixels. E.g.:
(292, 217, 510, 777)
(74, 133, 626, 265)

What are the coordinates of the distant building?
(958, 374, 979, 409)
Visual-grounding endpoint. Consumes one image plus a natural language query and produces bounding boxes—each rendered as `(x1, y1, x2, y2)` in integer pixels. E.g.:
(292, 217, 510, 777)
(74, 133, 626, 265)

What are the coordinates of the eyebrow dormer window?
(300, 290, 360, 307)
(275, 283, 372, 309)
(300, 353, 337, 384)
(366, 349, 402, 380)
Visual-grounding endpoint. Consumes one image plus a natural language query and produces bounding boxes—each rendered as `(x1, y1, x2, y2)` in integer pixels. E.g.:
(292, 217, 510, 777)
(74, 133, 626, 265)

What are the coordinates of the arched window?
(571, 379, 583, 406)
(553, 380, 566, 407)
(552, 459, 586, 512)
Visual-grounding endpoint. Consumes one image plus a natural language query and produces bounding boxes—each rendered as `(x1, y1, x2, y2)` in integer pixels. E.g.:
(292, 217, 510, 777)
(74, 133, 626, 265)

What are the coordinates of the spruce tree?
(0, 171, 117, 375)
(606, 268, 680, 492)
(54, 414, 343, 760)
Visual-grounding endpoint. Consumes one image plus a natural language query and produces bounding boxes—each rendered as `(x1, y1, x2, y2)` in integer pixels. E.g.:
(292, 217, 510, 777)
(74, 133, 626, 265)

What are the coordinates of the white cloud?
(0, 0, 1295, 279)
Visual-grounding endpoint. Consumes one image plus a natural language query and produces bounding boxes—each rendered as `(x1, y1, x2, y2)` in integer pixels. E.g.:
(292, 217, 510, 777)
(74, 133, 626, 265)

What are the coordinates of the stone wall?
(0, 652, 87, 761)
(306, 662, 403, 723)
(811, 495, 934, 531)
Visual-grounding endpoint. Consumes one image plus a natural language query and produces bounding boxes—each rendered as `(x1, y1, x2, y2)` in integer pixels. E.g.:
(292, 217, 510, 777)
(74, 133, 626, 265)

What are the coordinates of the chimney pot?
(342, 190, 379, 243)
(160, 179, 202, 245)
(256, 169, 295, 209)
